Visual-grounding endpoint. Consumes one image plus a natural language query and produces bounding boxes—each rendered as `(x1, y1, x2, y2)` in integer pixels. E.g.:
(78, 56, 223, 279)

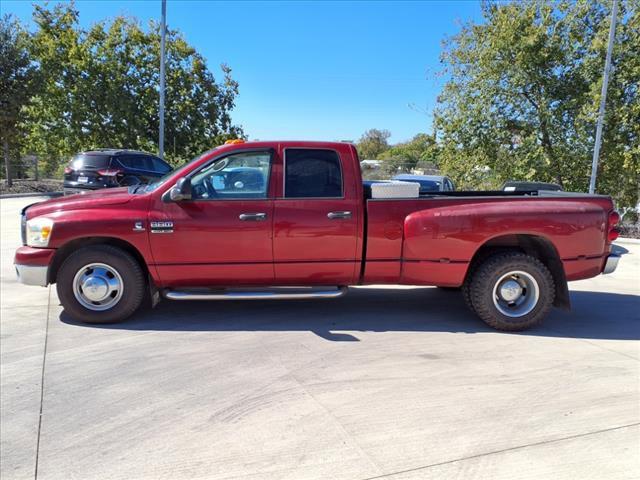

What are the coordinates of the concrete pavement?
(1, 196, 638, 480)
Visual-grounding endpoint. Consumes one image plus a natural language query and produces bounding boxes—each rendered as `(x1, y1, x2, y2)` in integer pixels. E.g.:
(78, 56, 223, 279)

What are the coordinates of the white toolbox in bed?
(370, 181, 420, 199)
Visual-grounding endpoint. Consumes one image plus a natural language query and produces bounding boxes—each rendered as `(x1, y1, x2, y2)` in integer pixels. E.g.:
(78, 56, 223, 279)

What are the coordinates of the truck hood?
(25, 188, 134, 219)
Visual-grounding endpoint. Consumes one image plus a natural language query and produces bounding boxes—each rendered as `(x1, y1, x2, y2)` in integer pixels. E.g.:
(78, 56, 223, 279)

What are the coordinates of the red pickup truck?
(15, 140, 621, 331)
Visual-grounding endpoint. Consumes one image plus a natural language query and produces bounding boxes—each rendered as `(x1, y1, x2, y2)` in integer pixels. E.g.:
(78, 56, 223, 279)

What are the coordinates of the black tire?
(461, 257, 482, 314)
(461, 279, 475, 313)
(469, 252, 554, 331)
(56, 245, 145, 324)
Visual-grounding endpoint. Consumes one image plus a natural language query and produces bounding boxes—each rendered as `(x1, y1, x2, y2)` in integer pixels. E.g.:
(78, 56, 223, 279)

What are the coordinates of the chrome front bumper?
(602, 253, 620, 275)
(15, 264, 49, 287)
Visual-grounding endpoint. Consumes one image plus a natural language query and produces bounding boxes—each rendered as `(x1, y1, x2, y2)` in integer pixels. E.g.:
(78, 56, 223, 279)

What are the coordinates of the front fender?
(46, 208, 151, 259)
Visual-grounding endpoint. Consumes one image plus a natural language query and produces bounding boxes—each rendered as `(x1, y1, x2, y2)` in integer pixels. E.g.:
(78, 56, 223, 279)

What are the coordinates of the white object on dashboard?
(370, 181, 420, 199)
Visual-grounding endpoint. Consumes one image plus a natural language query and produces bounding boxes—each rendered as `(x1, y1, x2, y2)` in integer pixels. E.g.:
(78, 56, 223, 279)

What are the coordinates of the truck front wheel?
(56, 245, 145, 324)
(468, 252, 555, 331)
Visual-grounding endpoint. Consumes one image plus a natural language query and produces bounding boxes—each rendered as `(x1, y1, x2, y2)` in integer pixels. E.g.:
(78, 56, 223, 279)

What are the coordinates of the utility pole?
(159, 0, 167, 160)
(589, 0, 618, 194)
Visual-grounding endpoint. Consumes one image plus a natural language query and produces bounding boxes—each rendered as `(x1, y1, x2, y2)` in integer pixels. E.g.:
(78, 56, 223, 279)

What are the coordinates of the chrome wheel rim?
(492, 270, 539, 318)
(72, 263, 124, 311)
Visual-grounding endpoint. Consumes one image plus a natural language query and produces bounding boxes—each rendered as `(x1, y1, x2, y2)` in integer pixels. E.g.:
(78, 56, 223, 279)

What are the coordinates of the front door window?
(190, 152, 271, 200)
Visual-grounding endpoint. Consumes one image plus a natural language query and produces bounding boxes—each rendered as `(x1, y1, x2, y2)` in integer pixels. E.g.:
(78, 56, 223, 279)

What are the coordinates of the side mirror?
(166, 177, 192, 202)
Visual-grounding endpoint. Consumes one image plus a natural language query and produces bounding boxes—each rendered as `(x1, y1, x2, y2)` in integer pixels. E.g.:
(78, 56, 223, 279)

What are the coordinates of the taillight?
(608, 211, 620, 227)
(607, 210, 620, 242)
(97, 169, 123, 176)
(64, 166, 72, 174)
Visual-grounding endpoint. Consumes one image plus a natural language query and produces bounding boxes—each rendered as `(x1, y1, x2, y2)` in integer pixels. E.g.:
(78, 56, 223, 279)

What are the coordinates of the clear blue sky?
(3, 0, 483, 144)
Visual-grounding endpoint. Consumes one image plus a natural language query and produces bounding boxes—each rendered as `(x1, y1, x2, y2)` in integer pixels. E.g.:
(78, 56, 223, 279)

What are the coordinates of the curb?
(0, 192, 63, 199)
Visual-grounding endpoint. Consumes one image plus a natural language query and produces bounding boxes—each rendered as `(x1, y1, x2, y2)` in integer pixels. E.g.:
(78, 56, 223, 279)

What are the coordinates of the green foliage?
(435, 0, 639, 208)
(0, 14, 39, 184)
(356, 129, 391, 160)
(18, 2, 242, 176)
(377, 133, 440, 176)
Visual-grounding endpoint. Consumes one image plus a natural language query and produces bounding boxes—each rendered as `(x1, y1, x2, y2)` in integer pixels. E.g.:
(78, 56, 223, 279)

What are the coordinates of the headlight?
(26, 217, 54, 247)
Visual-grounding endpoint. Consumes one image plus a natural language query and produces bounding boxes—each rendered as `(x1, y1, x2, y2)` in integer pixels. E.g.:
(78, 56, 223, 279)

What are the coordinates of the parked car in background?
(360, 159, 382, 169)
(63, 149, 172, 195)
(502, 181, 563, 192)
(392, 174, 455, 193)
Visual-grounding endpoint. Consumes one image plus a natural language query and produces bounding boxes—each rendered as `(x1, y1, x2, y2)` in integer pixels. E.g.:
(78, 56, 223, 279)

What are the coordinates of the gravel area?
(0, 179, 63, 196)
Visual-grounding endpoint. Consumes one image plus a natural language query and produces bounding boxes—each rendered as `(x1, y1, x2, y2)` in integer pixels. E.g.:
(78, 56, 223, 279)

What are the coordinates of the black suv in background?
(63, 149, 172, 195)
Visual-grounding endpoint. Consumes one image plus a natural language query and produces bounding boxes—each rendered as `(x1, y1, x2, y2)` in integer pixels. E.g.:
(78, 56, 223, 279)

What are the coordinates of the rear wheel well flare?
(465, 234, 569, 310)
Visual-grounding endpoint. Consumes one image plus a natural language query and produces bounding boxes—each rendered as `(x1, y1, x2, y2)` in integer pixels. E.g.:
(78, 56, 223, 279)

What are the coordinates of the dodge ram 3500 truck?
(15, 140, 621, 331)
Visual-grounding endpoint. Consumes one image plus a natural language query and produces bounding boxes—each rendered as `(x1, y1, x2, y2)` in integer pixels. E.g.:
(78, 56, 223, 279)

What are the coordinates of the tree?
(21, 2, 242, 175)
(0, 15, 38, 186)
(435, 0, 639, 208)
(378, 133, 440, 175)
(356, 129, 391, 160)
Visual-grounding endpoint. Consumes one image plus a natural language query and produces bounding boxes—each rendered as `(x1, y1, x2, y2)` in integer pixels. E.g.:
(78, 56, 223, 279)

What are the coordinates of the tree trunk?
(3, 138, 12, 188)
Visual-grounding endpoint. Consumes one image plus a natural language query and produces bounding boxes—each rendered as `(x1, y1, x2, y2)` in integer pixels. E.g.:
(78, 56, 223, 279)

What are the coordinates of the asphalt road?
(1, 196, 639, 480)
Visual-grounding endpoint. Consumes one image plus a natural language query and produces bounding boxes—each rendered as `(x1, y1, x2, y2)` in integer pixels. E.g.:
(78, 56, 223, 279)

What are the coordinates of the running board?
(163, 286, 348, 301)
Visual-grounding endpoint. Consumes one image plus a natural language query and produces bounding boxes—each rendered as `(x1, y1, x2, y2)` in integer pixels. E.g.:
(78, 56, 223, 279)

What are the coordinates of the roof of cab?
(218, 140, 355, 149)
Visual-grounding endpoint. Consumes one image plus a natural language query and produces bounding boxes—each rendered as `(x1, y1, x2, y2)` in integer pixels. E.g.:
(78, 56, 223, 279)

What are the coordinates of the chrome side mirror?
(165, 177, 192, 202)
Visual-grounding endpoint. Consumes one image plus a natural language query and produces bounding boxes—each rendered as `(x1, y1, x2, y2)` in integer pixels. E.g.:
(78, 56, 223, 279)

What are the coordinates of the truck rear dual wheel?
(56, 245, 145, 324)
(467, 252, 555, 331)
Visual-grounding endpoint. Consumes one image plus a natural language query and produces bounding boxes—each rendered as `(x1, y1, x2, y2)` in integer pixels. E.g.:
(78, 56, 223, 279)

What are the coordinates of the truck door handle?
(239, 213, 267, 221)
(327, 211, 352, 220)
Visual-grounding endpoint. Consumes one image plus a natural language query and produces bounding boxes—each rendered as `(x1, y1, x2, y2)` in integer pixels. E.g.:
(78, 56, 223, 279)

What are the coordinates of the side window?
(284, 149, 343, 198)
(116, 156, 133, 169)
(118, 155, 144, 170)
(120, 155, 156, 171)
(152, 157, 172, 174)
(446, 179, 454, 191)
(190, 151, 271, 200)
(138, 156, 155, 171)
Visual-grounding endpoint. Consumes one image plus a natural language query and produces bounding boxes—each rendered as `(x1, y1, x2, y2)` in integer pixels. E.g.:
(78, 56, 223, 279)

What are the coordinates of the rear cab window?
(284, 149, 343, 198)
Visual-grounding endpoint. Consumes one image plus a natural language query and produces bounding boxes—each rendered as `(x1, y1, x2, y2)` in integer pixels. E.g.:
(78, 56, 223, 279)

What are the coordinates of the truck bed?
(362, 192, 614, 286)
